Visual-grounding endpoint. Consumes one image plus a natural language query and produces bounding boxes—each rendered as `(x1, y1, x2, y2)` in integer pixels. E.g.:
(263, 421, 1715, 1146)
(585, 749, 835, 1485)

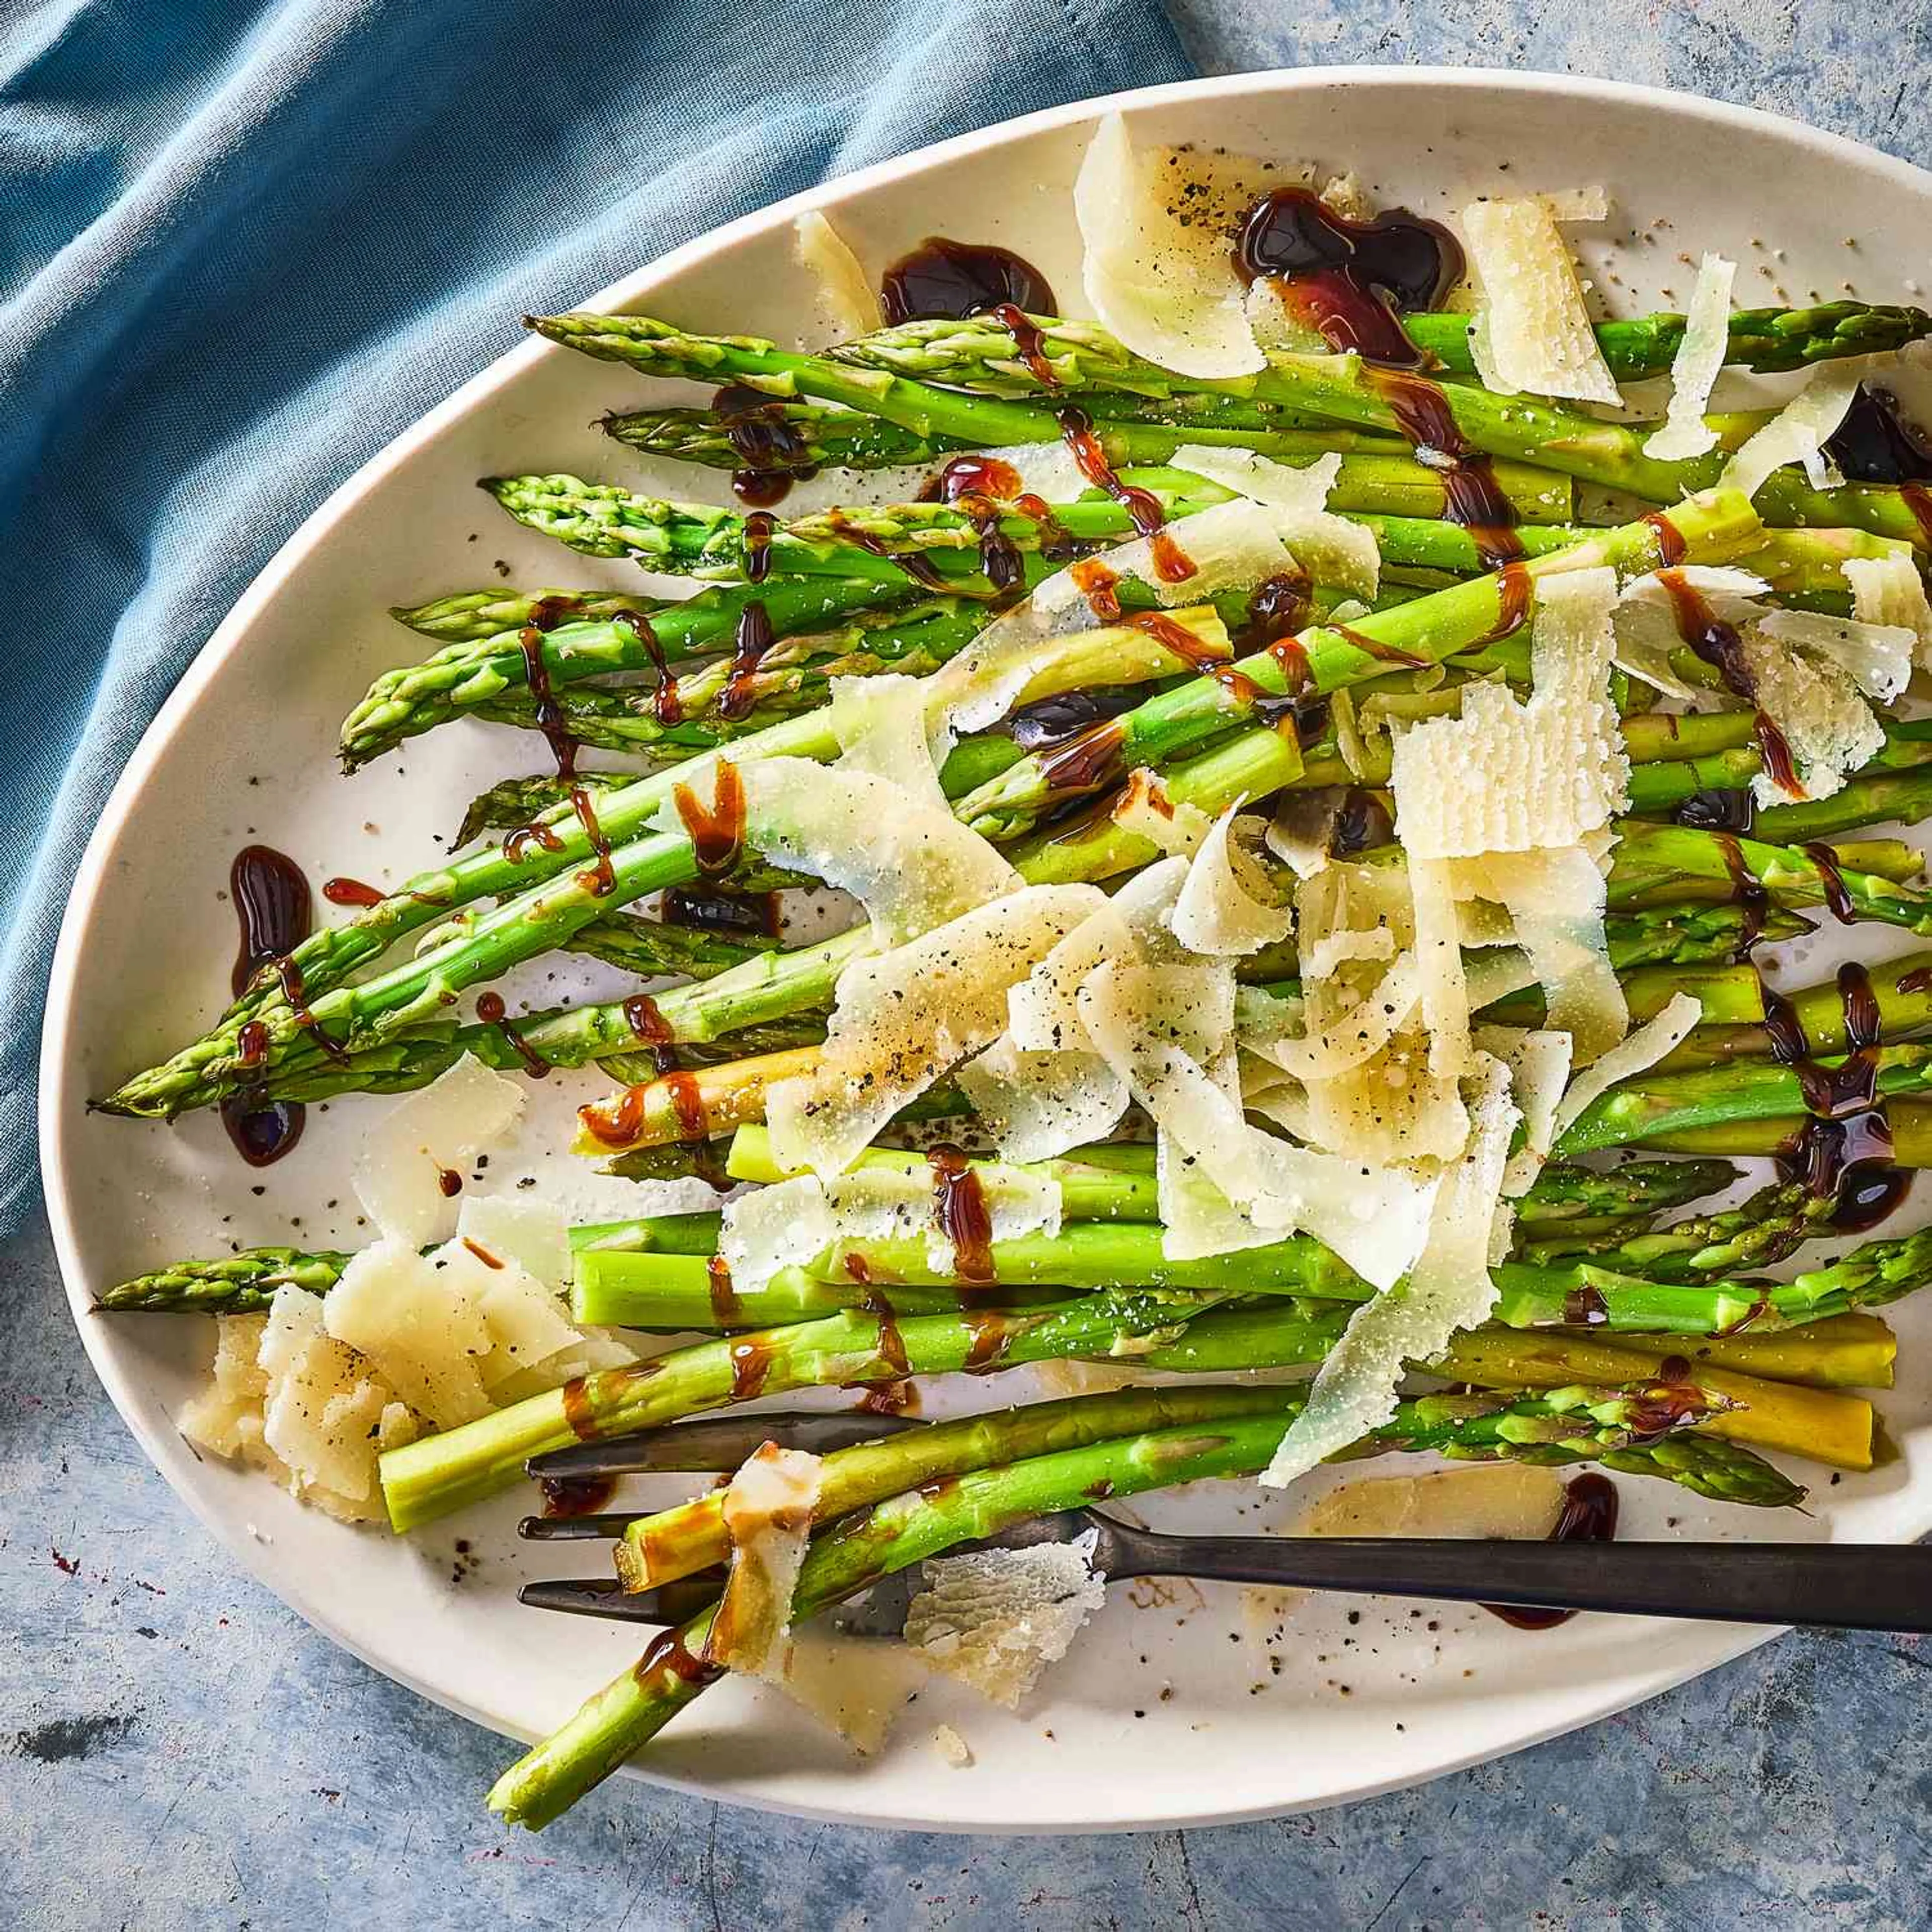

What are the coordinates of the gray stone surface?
(13, 13, 1932, 1926)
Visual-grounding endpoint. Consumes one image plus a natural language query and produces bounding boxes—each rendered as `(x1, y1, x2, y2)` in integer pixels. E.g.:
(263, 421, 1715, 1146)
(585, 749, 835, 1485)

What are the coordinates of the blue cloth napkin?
(0, 0, 1193, 1235)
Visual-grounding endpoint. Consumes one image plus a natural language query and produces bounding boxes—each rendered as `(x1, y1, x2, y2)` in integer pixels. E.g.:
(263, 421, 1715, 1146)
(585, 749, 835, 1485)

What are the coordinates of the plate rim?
(37, 62, 1932, 1834)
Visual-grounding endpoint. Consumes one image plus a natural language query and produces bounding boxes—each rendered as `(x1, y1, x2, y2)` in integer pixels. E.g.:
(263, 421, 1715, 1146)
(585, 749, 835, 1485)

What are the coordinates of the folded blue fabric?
(0, 0, 1192, 1234)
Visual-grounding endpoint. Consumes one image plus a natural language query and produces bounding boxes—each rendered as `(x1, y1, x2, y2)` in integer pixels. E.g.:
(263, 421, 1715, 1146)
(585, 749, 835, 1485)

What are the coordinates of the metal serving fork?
(515, 1412, 1932, 1635)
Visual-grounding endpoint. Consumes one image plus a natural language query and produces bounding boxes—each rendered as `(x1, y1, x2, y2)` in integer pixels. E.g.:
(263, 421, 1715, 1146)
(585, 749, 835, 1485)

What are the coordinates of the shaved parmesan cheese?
(1407, 856, 1474, 1081)
(181, 1314, 272, 1463)
(1112, 768, 1214, 857)
(1079, 960, 1439, 1287)
(324, 1239, 491, 1431)
(1074, 113, 1264, 380)
(829, 671, 952, 814)
(1390, 567, 1627, 858)
(1453, 843, 1626, 1064)
(1844, 550, 1932, 670)
(709, 1444, 824, 1677)
(259, 1287, 398, 1514)
(793, 211, 884, 340)
(955, 1035, 1128, 1164)
(1740, 629, 1884, 804)
(1551, 991, 1703, 1141)
(1169, 805, 1295, 956)
(1477, 1025, 1573, 1196)
(903, 1528, 1108, 1708)
(1461, 195, 1621, 405)
(666, 758, 1018, 947)
(1168, 446, 1380, 597)
(1721, 359, 1874, 499)
(1613, 566, 1772, 699)
(1757, 607, 1913, 704)
(1263, 1053, 1519, 1487)
(932, 1723, 975, 1767)
(1644, 254, 1736, 460)
(767, 884, 1105, 1175)
(968, 442, 1090, 504)
(1265, 787, 1348, 880)
(720, 1164, 1061, 1293)
(354, 1056, 524, 1246)
(457, 1193, 572, 1290)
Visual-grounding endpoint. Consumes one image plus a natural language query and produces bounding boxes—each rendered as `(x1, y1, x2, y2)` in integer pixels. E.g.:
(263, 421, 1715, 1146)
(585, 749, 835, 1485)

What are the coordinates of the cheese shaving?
(1262, 1053, 1519, 1488)
(1643, 254, 1735, 460)
(324, 1238, 492, 1431)
(709, 1443, 824, 1678)
(1477, 1025, 1573, 1196)
(667, 757, 1019, 947)
(1167, 446, 1381, 597)
(903, 1528, 1108, 1709)
(457, 1193, 572, 1290)
(1074, 113, 1264, 380)
(1757, 607, 1913, 704)
(955, 1035, 1129, 1164)
(1551, 991, 1704, 1141)
(1613, 566, 1773, 700)
(767, 884, 1105, 1175)
(720, 1164, 1061, 1293)
(1843, 550, 1932, 671)
(1389, 566, 1627, 859)
(1169, 804, 1295, 956)
(1460, 194, 1621, 405)
(792, 211, 884, 340)
(778, 1632, 928, 1754)
(1740, 629, 1885, 804)
(1264, 786, 1348, 880)
(1720, 359, 1875, 499)
(353, 1055, 525, 1247)
(1111, 769, 1214, 857)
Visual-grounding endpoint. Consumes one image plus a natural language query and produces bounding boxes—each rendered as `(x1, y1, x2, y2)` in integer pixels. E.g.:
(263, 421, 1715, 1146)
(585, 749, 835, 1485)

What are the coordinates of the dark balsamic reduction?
(538, 1472, 617, 1518)
(661, 884, 783, 939)
(1002, 685, 1147, 751)
(1654, 569, 1801, 798)
(1483, 1473, 1620, 1631)
(613, 608, 682, 728)
(1055, 406, 1191, 577)
(223, 845, 314, 1167)
(929, 1144, 995, 1285)
(707, 1253, 743, 1328)
(824, 512, 957, 594)
(1799, 842, 1856, 924)
(1068, 557, 1124, 622)
(1235, 187, 1462, 368)
(1362, 367, 1522, 566)
(474, 990, 551, 1078)
(572, 784, 616, 897)
(712, 385, 818, 508)
(1642, 511, 1689, 568)
(1673, 788, 1756, 834)
(517, 625, 578, 779)
(716, 600, 777, 722)
(673, 760, 748, 874)
(230, 846, 311, 997)
(320, 876, 385, 909)
(621, 992, 681, 1078)
(1820, 385, 1932, 484)
(879, 237, 1058, 325)
(1713, 833, 1771, 957)
(728, 1334, 776, 1400)
(1760, 960, 1910, 1233)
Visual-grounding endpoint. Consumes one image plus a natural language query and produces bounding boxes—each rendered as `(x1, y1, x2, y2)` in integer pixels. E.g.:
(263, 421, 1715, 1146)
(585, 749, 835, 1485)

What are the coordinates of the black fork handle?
(1116, 1536, 1932, 1631)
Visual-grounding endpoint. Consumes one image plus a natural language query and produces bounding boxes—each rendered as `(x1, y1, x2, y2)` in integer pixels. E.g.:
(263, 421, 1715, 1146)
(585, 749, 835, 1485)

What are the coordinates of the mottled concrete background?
(12, 9, 1932, 1926)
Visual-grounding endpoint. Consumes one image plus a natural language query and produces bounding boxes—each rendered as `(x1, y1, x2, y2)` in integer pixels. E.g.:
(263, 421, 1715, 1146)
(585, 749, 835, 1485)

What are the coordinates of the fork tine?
(520, 1576, 720, 1624)
(524, 1409, 925, 1481)
(517, 1513, 643, 1542)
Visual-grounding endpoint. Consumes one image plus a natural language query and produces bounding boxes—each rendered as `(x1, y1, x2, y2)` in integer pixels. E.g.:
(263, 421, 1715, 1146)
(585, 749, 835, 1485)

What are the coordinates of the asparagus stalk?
(1661, 949, 1932, 1070)
(488, 1383, 1794, 1829)
(609, 1373, 1765, 1594)
(391, 588, 654, 645)
(821, 316, 1932, 545)
(378, 1288, 1249, 1530)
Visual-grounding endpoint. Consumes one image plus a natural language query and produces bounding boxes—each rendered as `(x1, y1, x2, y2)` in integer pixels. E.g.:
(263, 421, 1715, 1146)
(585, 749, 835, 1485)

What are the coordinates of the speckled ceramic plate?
(40, 67, 1932, 1833)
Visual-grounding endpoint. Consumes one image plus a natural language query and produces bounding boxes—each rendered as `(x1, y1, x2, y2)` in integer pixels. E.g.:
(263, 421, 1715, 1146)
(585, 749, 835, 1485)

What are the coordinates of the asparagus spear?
(947, 494, 1760, 843)
(93, 1155, 1727, 1314)
(820, 315, 1932, 545)
(488, 1383, 1794, 1829)
(607, 1376, 1761, 1594)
